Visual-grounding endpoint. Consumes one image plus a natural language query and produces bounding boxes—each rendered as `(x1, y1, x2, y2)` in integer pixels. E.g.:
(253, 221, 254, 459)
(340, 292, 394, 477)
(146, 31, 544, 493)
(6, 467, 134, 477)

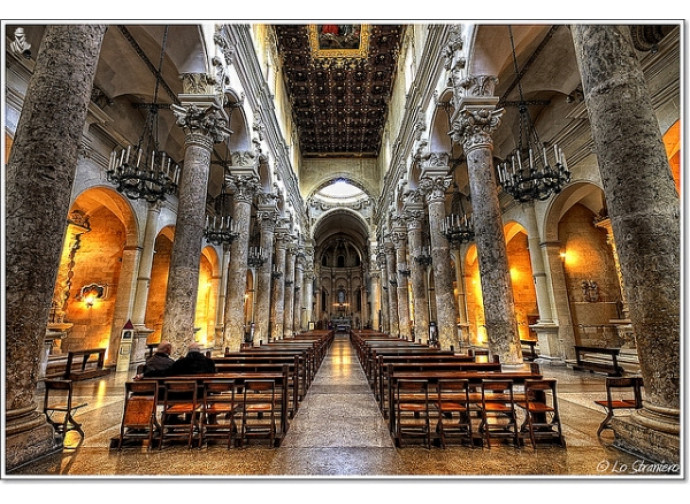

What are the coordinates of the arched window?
(337, 255, 345, 268)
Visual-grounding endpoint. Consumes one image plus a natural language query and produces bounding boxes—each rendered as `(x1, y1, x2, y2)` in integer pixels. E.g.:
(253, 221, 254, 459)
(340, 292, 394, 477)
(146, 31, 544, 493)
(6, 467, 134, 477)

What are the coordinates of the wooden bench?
(520, 339, 538, 361)
(573, 346, 624, 377)
(64, 348, 110, 381)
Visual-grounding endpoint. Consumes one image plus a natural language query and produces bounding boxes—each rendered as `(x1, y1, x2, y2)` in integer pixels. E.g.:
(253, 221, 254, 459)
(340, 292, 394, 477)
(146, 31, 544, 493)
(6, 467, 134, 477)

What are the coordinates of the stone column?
(449, 75, 521, 365)
(370, 270, 382, 330)
(383, 240, 400, 336)
(390, 226, 412, 340)
(403, 202, 430, 344)
(420, 169, 460, 351)
(293, 252, 305, 334)
(451, 247, 471, 347)
(524, 205, 560, 354)
(376, 248, 389, 332)
(283, 241, 297, 338)
(594, 217, 636, 347)
(163, 90, 231, 357)
(106, 245, 140, 366)
(131, 202, 161, 332)
(269, 224, 290, 340)
(5, 24, 107, 471)
(541, 241, 574, 360)
(572, 25, 680, 461)
(214, 244, 231, 350)
(253, 194, 278, 345)
(524, 204, 555, 324)
(304, 267, 315, 329)
(223, 172, 261, 351)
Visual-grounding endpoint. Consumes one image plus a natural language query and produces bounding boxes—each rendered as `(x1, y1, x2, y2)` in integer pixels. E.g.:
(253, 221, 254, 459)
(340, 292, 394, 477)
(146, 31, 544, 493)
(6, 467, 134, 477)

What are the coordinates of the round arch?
(70, 185, 139, 247)
(543, 181, 606, 242)
(312, 207, 371, 248)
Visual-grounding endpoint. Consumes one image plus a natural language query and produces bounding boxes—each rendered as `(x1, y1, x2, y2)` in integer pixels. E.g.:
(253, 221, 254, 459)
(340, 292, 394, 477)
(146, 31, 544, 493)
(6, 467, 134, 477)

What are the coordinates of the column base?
(5, 407, 61, 472)
(610, 408, 681, 465)
(531, 323, 565, 363)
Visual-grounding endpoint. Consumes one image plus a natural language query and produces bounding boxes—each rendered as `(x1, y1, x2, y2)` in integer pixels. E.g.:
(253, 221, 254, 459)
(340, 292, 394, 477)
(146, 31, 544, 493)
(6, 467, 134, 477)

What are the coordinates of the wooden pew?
(144, 367, 292, 446)
(573, 345, 624, 376)
(64, 348, 109, 381)
(386, 369, 543, 438)
(212, 361, 300, 418)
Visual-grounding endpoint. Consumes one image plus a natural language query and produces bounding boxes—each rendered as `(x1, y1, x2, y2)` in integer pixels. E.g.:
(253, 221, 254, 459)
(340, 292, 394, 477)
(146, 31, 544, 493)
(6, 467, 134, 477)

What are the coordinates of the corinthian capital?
(404, 208, 425, 231)
(257, 191, 279, 209)
(257, 208, 279, 230)
(227, 174, 261, 204)
(172, 102, 231, 144)
(449, 107, 504, 151)
(419, 175, 453, 204)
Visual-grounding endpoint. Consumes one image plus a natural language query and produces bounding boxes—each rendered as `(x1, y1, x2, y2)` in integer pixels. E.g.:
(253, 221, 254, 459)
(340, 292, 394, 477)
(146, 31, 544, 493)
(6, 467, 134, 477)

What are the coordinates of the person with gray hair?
(135, 340, 174, 379)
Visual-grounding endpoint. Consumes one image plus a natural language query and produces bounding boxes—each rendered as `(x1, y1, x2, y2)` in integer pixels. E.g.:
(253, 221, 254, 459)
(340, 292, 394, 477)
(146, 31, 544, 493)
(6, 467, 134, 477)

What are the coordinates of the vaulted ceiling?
(273, 24, 403, 158)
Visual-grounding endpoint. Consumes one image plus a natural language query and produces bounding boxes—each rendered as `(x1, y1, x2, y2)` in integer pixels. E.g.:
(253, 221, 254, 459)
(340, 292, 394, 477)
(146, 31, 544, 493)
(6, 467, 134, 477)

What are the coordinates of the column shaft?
(405, 218, 430, 344)
(391, 231, 412, 340)
(161, 135, 214, 355)
(223, 176, 259, 351)
(131, 203, 161, 325)
(269, 234, 288, 340)
(254, 208, 277, 345)
(422, 175, 460, 350)
(5, 24, 107, 471)
(384, 242, 399, 336)
(572, 25, 680, 441)
(451, 77, 521, 364)
(283, 246, 296, 338)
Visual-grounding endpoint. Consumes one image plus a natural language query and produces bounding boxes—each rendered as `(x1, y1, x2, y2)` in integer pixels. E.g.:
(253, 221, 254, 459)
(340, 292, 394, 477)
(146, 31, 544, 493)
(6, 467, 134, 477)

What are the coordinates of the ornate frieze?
(442, 24, 465, 89)
(230, 150, 257, 167)
(214, 29, 236, 67)
(180, 72, 216, 95)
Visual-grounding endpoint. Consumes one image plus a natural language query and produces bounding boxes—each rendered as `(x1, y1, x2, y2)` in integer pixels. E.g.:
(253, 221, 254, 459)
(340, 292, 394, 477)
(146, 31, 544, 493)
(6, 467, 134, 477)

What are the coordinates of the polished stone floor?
(6, 334, 678, 485)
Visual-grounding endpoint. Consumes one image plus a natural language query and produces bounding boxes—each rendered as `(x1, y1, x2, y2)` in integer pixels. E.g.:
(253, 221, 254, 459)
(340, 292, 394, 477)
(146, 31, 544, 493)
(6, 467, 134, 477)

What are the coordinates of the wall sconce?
(559, 249, 567, 262)
(79, 283, 105, 308)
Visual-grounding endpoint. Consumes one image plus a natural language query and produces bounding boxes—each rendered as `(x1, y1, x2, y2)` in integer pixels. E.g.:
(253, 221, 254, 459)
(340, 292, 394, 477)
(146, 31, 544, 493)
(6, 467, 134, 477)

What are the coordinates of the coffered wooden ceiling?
(273, 24, 403, 157)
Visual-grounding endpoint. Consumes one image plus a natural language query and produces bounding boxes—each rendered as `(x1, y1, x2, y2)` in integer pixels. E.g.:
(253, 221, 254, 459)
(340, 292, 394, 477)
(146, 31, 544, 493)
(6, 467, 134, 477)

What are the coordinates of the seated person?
(135, 341, 174, 379)
(167, 342, 216, 375)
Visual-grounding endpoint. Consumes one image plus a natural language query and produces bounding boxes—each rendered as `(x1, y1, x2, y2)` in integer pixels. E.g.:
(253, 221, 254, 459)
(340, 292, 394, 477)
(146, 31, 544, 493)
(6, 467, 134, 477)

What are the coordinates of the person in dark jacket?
(167, 342, 216, 375)
(134, 341, 174, 380)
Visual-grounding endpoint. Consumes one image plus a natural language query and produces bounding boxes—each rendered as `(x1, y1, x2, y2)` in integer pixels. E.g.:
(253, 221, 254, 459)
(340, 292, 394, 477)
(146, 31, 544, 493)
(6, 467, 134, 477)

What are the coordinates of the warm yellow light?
(560, 250, 567, 261)
(84, 294, 97, 308)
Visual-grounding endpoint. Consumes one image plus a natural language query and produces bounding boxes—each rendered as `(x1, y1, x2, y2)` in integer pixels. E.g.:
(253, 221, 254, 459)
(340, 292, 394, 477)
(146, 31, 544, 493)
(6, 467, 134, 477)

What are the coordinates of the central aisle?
(268, 332, 401, 475)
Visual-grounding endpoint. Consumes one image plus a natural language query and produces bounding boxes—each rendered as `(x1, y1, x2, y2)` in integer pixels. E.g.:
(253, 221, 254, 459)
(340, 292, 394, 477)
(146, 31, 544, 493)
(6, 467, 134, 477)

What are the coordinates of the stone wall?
(60, 205, 125, 353)
(559, 203, 622, 347)
(145, 232, 173, 344)
(506, 232, 538, 341)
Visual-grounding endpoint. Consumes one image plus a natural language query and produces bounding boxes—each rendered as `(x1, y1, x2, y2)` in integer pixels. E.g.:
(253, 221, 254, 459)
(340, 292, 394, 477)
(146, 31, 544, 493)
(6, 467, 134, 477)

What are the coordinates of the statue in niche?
(581, 280, 599, 303)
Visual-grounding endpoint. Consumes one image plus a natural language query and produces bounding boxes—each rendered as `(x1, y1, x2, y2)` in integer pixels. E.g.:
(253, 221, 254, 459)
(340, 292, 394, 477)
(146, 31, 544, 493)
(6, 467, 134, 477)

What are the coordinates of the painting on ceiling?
(309, 24, 370, 58)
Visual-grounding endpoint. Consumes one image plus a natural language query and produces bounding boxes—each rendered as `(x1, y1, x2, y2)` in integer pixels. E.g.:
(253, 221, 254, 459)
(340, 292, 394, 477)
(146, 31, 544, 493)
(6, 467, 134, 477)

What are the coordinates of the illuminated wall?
(193, 252, 214, 346)
(559, 203, 622, 347)
(144, 231, 173, 344)
(506, 232, 538, 341)
(60, 202, 126, 352)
